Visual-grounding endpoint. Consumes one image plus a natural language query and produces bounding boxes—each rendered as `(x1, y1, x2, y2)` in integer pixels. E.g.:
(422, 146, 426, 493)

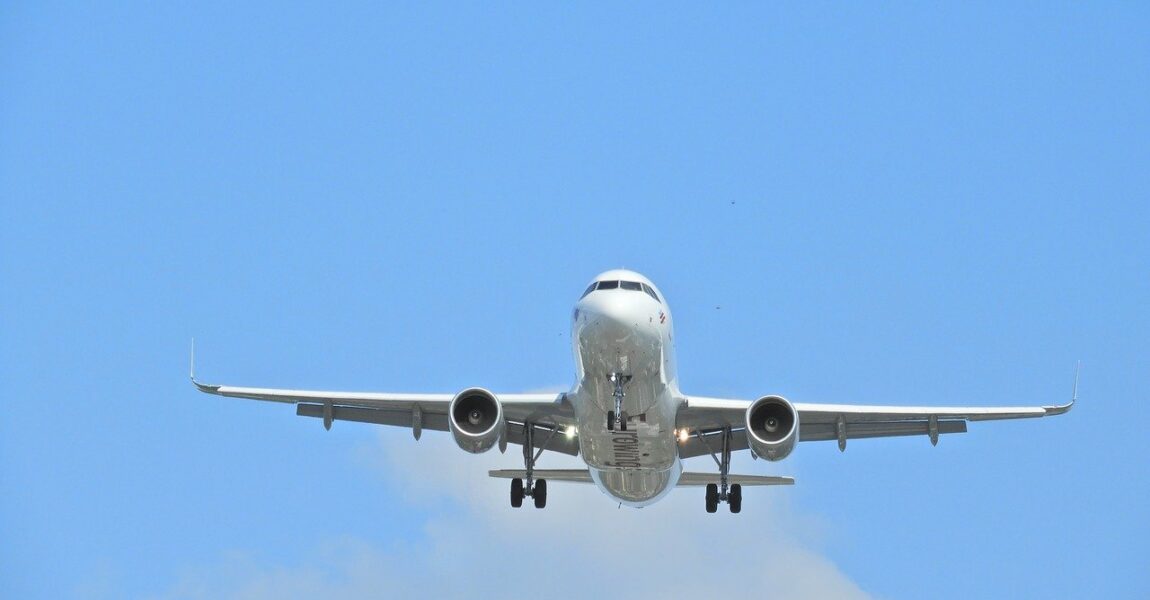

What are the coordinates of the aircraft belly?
(572, 376, 680, 483)
(579, 419, 677, 471)
(589, 464, 681, 507)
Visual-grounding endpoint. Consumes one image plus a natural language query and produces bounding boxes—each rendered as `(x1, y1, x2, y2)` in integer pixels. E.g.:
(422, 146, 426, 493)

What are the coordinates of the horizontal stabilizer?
(489, 469, 793, 487)
(488, 469, 593, 483)
(678, 472, 794, 487)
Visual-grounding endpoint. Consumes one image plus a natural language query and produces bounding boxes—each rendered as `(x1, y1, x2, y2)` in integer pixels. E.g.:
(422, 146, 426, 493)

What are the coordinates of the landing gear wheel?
(510, 478, 524, 508)
(533, 479, 548, 509)
(729, 484, 742, 514)
(705, 483, 719, 513)
(607, 411, 629, 431)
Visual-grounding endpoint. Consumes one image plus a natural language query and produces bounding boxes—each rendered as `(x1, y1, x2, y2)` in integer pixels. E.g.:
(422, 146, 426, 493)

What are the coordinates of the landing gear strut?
(606, 372, 631, 431)
(696, 427, 742, 514)
(509, 421, 556, 509)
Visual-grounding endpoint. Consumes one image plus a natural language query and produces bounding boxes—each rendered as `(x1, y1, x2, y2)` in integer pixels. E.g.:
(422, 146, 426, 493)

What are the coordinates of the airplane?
(192, 269, 1076, 513)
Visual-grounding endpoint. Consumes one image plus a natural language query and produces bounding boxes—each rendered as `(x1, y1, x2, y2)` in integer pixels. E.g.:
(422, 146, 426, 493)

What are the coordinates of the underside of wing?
(678, 378, 1075, 457)
(797, 399, 1072, 450)
(293, 403, 581, 455)
(193, 372, 578, 454)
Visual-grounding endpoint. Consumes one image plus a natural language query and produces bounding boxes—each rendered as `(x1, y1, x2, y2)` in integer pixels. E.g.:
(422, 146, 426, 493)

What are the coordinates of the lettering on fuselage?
(605, 428, 641, 468)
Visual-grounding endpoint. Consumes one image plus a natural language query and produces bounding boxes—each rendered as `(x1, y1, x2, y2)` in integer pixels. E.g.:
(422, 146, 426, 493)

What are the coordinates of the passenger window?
(597, 280, 619, 290)
(580, 283, 597, 299)
(620, 281, 642, 291)
(641, 283, 660, 303)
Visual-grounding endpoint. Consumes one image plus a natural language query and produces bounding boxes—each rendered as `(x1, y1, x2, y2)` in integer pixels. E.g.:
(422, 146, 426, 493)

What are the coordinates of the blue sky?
(2, 3, 1147, 598)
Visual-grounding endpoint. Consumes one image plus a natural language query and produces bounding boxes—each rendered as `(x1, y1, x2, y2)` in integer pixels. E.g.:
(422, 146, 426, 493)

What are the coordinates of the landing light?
(677, 428, 690, 443)
(566, 426, 576, 439)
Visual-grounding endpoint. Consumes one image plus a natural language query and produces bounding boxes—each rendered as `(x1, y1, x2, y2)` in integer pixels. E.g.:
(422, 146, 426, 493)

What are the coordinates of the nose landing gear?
(606, 372, 632, 431)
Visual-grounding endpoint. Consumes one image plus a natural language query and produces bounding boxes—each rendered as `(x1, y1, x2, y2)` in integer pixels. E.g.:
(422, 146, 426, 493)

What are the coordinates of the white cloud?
(157, 432, 871, 600)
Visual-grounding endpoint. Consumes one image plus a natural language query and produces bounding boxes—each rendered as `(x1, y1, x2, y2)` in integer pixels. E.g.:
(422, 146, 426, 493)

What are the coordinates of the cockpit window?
(641, 283, 660, 303)
(582, 279, 660, 301)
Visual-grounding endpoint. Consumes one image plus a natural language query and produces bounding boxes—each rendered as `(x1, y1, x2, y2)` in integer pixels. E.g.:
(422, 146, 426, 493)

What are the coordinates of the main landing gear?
(697, 427, 742, 514)
(606, 372, 632, 431)
(509, 421, 556, 509)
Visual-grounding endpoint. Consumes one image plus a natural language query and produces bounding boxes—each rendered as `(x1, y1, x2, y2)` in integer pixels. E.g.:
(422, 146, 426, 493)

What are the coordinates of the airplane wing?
(190, 350, 579, 455)
(676, 368, 1077, 459)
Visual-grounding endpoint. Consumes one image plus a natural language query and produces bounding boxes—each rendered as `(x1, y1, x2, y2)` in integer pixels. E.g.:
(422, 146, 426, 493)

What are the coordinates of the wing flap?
(800, 419, 967, 441)
(296, 404, 450, 431)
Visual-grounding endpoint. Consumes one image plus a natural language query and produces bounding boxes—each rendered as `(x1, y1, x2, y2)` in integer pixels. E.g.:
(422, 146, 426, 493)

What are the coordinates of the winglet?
(1044, 361, 1079, 416)
(189, 338, 220, 393)
(1072, 360, 1081, 403)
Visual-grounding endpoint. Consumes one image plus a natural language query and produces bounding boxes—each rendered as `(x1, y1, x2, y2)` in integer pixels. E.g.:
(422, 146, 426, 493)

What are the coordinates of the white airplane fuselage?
(570, 270, 683, 507)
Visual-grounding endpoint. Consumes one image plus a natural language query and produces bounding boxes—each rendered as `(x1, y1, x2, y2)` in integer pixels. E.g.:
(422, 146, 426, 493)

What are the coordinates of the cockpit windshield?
(580, 280, 661, 303)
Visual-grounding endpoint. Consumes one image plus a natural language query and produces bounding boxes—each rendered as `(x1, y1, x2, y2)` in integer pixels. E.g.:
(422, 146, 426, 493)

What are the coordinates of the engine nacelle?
(448, 387, 505, 454)
(745, 395, 799, 461)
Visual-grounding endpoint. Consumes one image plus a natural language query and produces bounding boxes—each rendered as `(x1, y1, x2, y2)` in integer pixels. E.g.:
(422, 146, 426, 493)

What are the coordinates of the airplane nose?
(577, 292, 658, 339)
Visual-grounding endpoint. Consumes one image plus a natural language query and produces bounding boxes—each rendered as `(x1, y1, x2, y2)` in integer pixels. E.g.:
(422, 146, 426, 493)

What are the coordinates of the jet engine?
(745, 395, 799, 461)
(449, 387, 505, 454)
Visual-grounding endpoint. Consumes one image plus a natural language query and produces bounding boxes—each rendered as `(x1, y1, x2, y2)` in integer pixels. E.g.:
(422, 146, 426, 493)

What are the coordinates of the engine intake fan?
(745, 395, 799, 461)
(449, 387, 505, 454)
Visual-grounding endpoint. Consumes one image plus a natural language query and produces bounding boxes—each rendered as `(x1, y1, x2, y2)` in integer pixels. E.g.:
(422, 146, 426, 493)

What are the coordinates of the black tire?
(510, 478, 524, 508)
(620, 411, 628, 431)
(729, 484, 742, 514)
(607, 411, 615, 431)
(705, 483, 718, 513)
(533, 479, 547, 509)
